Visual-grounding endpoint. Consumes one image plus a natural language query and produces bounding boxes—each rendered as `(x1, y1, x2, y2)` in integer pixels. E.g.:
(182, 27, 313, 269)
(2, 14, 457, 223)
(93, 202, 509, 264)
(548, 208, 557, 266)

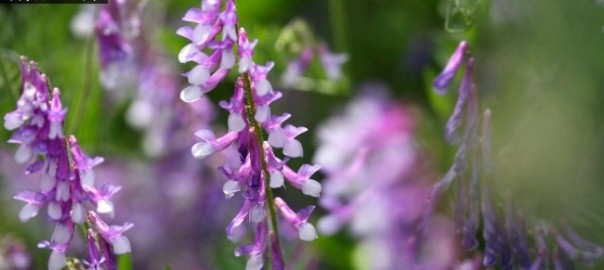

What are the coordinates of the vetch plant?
(178, 1, 320, 269)
(429, 41, 604, 269)
(3, 57, 132, 270)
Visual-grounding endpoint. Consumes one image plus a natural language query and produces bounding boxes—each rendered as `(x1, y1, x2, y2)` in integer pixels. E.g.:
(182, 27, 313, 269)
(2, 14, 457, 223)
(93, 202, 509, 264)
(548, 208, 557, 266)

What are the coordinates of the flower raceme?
(178, 1, 320, 269)
(430, 41, 604, 269)
(3, 57, 132, 270)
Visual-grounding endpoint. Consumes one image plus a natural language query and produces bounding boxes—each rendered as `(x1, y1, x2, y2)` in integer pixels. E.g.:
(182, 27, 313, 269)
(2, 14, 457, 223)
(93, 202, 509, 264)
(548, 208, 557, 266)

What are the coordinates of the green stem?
(328, 0, 348, 53)
(241, 72, 283, 269)
(68, 36, 95, 135)
(0, 52, 18, 104)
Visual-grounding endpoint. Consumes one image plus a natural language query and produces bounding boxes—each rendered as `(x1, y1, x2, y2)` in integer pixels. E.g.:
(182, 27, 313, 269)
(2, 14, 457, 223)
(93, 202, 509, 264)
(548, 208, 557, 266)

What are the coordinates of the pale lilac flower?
(282, 47, 314, 87)
(0, 236, 31, 270)
(318, 44, 348, 81)
(281, 43, 347, 88)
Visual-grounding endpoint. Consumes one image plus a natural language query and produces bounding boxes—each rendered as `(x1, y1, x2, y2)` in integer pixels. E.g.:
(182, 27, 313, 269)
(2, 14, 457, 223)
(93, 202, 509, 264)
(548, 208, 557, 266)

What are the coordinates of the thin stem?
(241, 72, 284, 269)
(328, 0, 348, 53)
(68, 35, 95, 135)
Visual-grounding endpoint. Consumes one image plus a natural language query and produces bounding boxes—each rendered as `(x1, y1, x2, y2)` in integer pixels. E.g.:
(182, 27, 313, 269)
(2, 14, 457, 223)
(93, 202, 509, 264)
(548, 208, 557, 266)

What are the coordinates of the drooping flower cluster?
(315, 90, 457, 270)
(430, 41, 604, 269)
(3, 57, 132, 270)
(179, 1, 320, 269)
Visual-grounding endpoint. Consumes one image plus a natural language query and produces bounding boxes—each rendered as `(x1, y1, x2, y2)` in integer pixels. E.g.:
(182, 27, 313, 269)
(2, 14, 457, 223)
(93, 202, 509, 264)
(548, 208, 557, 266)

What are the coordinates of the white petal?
(15, 144, 33, 164)
(298, 223, 318, 241)
(223, 24, 237, 41)
(269, 171, 284, 188)
(97, 199, 114, 214)
(249, 204, 265, 223)
(80, 169, 95, 187)
(268, 129, 286, 148)
(71, 202, 84, 224)
(193, 24, 211, 44)
(55, 181, 70, 202)
(180, 85, 204, 103)
(48, 122, 63, 139)
(18, 204, 39, 222)
(255, 79, 273, 96)
(223, 180, 240, 199)
(228, 113, 246, 132)
(221, 50, 235, 69)
(4, 115, 23, 130)
(317, 215, 341, 235)
(48, 250, 66, 270)
(178, 43, 195, 63)
(40, 173, 56, 192)
(191, 142, 215, 159)
(126, 99, 154, 129)
(228, 224, 246, 242)
(111, 235, 131, 254)
(302, 179, 322, 197)
(47, 201, 62, 220)
(238, 57, 252, 73)
(188, 65, 210, 86)
(47, 159, 57, 177)
(246, 254, 264, 270)
(254, 106, 270, 123)
(283, 139, 303, 158)
(52, 223, 71, 244)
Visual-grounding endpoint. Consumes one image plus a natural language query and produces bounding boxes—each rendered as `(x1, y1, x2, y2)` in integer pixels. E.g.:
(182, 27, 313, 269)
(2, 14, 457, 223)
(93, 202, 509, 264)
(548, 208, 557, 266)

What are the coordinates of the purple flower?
(430, 41, 604, 269)
(282, 47, 314, 87)
(4, 57, 132, 270)
(433, 41, 468, 94)
(178, 0, 237, 96)
(318, 44, 348, 81)
(0, 236, 31, 270)
(178, 2, 320, 267)
(314, 91, 457, 269)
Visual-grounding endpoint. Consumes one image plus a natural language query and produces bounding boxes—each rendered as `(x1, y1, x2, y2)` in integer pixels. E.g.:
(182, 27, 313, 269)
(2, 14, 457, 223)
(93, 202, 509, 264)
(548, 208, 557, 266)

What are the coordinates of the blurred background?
(0, 0, 604, 269)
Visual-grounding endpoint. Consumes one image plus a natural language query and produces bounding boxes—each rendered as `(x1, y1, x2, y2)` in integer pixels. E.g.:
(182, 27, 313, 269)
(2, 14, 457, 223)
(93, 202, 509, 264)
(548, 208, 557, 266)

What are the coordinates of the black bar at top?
(0, 0, 108, 4)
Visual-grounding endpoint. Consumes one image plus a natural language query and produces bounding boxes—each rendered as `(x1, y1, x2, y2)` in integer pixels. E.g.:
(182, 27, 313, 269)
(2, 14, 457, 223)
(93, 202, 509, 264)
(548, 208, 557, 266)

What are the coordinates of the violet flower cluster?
(315, 90, 457, 270)
(95, 0, 138, 91)
(178, 1, 320, 269)
(92, 0, 215, 157)
(431, 41, 604, 269)
(3, 57, 132, 270)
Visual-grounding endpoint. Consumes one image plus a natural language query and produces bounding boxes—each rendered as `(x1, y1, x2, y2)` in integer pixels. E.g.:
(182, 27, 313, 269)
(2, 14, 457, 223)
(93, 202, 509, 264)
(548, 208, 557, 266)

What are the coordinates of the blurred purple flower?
(281, 44, 348, 88)
(0, 236, 31, 270)
(315, 91, 457, 269)
(430, 41, 604, 269)
(318, 44, 348, 81)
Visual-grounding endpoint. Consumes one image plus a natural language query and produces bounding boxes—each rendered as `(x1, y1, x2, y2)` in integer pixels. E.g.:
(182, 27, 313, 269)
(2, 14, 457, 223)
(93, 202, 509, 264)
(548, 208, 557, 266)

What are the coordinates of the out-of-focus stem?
(68, 36, 95, 135)
(242, 72, 284, 269)
(328, 0, 348, 53)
